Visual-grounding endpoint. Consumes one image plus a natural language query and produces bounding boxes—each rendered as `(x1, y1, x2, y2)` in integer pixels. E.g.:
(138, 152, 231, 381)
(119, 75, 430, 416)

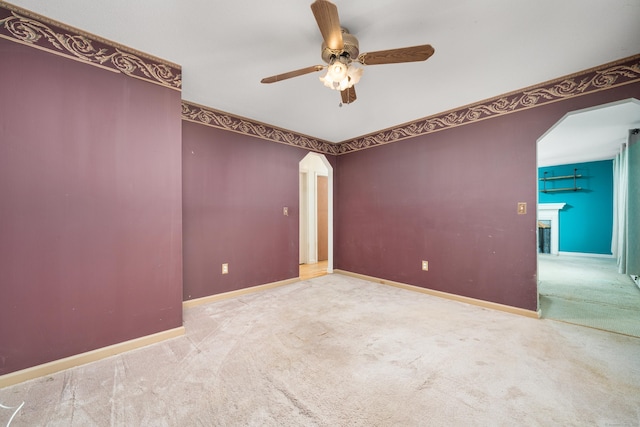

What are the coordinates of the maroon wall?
(335, 82, 640, 311)
(182, 121, 336, 300)
(0, 39, 183, 375)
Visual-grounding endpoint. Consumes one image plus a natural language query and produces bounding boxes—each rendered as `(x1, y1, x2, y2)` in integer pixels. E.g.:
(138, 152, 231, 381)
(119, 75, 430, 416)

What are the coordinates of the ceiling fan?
(260, 0, 435, 105)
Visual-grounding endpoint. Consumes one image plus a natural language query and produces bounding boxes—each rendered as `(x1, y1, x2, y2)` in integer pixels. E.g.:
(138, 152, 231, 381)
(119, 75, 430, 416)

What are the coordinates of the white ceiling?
(6, 0, 640, 161)
(538, 99, 640, 167)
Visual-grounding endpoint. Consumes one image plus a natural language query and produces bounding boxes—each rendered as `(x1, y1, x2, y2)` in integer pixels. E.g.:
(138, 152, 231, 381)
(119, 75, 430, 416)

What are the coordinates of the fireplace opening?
(538, 203, 565, 255)
(538, 220, 551, 253)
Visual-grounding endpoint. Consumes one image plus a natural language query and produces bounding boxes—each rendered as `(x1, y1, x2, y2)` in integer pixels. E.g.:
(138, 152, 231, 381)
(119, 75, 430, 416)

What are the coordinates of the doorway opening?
(536, 99, 640, 337)
(299, 152, 333, 280)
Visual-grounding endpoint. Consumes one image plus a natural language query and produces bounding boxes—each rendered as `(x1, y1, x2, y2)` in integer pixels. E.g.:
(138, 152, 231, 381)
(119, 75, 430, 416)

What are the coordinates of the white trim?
(299, 152, 333, 273)
(312, 171, 320, 263)
(183, 277, 300, 308)
(333, 270, 540, 319)
(0, 326, 185, 388)
(557, 251, 614, 258)
(299, 170, 309, 264)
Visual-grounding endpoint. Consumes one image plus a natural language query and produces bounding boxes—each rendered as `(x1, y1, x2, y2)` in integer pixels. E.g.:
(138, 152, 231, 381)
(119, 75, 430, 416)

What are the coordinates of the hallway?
(299, 261, 328, 281)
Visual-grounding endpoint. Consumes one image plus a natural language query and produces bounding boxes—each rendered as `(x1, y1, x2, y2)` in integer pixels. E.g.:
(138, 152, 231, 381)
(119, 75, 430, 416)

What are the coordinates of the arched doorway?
(299, 152, 333, 279)
(536, 99, 640, 336)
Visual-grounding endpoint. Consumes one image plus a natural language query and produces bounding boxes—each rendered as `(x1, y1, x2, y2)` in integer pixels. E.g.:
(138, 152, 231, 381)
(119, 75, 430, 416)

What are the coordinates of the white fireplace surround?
(538, 203, 566, 255)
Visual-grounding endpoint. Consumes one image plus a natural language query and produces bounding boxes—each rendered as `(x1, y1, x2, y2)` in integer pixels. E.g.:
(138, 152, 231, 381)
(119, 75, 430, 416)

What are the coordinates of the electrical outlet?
(422, 260, 429, 271)
(283, 207, 288, 216)
(222, 263, 229, 274)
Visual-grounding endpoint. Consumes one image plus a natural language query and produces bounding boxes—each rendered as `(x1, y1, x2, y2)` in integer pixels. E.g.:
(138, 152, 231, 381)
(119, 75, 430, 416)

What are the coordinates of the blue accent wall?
(539, 160, 613, 254)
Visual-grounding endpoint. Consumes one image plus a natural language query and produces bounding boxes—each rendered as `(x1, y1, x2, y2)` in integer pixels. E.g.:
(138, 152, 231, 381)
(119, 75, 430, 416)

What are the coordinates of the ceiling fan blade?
(310, 0, 344, 51)
(358, 44, 435, 65)
(261, 65, 325, 84)
(341, 86, 356, 104)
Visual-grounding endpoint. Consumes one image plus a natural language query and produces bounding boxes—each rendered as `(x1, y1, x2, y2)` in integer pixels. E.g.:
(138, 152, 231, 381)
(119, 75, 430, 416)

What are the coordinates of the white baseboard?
(2, 277, 301, 388)
(333, 270, 541, 319)
(557, 251, 614, 258)
(0, 326, 185, 389)
(183, 277, 300, 308)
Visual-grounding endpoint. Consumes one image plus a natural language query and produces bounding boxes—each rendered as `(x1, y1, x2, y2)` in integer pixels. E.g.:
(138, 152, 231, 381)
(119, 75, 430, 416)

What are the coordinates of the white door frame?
(299, 152, 333, 273)
(299, 170, 309, 264)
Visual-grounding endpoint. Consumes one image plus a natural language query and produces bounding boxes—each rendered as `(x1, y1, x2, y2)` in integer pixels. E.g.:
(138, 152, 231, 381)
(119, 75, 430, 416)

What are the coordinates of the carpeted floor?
(2, 273, 640, 426)
(538, 254, 640, 338)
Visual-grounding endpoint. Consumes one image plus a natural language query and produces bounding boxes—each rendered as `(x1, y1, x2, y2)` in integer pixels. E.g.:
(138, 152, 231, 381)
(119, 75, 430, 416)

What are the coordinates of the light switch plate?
(517, 202, 527, 214)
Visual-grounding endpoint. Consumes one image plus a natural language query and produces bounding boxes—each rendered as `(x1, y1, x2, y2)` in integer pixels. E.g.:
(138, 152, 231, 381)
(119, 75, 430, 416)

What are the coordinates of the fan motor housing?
(321, 29, 359, 64)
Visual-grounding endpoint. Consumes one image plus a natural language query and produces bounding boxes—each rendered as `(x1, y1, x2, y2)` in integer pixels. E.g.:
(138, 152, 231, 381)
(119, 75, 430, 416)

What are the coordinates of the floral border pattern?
(0, 4, 181, 90)
(182, 102, 339, 155)
(339, 55, 640, 154)
(183, 54, 640, 156)
(3, 3, 637, 155)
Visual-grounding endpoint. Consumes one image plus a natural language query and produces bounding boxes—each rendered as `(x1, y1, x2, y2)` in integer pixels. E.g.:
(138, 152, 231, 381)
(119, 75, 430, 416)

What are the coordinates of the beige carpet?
(539, 254, 640, 338)
(2, 274, 640, 426)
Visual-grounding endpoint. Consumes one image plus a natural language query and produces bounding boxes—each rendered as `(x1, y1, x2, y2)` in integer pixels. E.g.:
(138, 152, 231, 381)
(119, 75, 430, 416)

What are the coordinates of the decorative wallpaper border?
(184, 54, 640, 156)
(0, 2, 181, 91)
(182, 101, 339, 156)
(4, 1, 637, 155)
(339, 54, 640, 154)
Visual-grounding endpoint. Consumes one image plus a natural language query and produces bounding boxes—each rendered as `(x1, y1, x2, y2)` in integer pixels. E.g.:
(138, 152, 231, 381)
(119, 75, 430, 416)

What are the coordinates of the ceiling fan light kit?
(261, 0, 435, 104)
(326, 57, 348, 82)
(319, 57, 362, 91)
